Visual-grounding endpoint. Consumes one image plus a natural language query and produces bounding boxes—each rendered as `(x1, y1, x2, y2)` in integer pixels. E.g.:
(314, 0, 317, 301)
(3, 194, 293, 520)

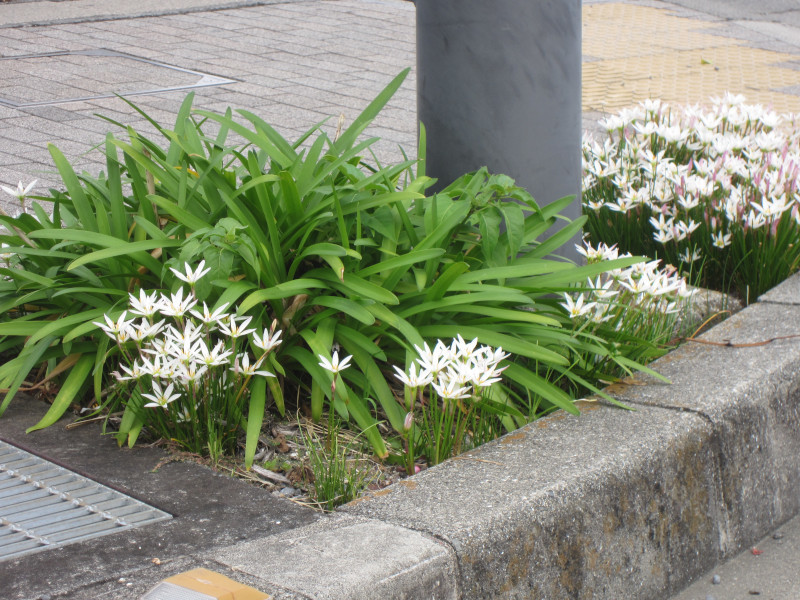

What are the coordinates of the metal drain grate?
(0, 439, 171, 561)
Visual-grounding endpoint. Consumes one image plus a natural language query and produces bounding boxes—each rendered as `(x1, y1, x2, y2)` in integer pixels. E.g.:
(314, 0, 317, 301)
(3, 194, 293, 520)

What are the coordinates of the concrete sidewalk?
(2, 0, 800, 598)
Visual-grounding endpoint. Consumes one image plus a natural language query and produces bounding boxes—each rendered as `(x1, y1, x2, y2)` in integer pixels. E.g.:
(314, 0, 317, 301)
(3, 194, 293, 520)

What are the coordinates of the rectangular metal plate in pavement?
(0, 439, 171, 561)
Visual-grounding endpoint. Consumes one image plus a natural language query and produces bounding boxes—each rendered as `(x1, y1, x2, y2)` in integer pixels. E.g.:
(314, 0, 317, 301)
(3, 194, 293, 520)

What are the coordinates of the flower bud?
(403, 412, 414, 432)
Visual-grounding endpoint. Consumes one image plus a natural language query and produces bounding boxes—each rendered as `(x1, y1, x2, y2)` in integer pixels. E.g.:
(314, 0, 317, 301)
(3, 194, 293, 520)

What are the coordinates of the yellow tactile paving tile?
(583, 2, 800, 114)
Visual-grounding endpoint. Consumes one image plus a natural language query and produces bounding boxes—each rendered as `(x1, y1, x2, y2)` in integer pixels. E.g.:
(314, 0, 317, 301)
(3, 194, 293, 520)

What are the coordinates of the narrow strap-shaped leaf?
(27, 308, 107, 346)
(310, 296, 375, 326)
(48, 144, 97, 232)
(334, 324, 386, 361)
(27, 354, 95, 432)
(502, 363, 580, 416)
(357, 248, 444, 278)
(331, 68, 409, 155)
(336, 333, 404, 434)
(425, 262, 468, 302)
(0, 335, 56, 418)
(238, 278, 326, 313)
(244, 376, 267, 468)
(365, 303, 424, 348)
(284, 346, 330, 423)
(68, 239, 179, 271)
(148, 194, 210, 231)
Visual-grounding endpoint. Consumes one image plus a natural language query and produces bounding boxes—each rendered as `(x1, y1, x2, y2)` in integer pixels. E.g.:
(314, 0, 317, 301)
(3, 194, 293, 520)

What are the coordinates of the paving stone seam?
(0, 0, 318, 30)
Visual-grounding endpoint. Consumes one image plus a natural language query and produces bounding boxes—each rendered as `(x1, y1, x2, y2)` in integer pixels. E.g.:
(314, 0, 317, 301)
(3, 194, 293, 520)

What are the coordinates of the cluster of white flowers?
(94, 261, 281, 410)
(393, 336, 510, 400)
(583, 93, 800, 263)
(562, 242, 695, 325)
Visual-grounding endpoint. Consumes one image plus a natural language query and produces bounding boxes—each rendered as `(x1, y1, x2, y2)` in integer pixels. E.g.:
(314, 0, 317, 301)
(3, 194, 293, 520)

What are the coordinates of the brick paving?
(0, 0, 418, 214)
(2, 0, 800, 217)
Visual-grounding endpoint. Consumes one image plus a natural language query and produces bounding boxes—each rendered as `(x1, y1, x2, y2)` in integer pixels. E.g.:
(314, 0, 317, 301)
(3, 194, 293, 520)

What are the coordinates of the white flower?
(170, 260, 211, 285)
(177, 363, 208, 385)
(115, 361, 146, 381)
(0, 180, 36, 200)
(252, 328, 283, 353)
(234, 353, 275, 378)
(93, 311, 134, 340)
(189, 301, 230, 325)
(138, 354, 170, 378)
(318, 351, 352, 374)
(142, 381, 181, 409)
(452, 335, 479, 359)
(159, 288, 197, 317)
(194, 339, 234, 367)
(218, 315, 256, 339)
(414, 342, 449, 375)
(431, 377, 472, 401)
(392, 363, 433, 389)
(128, 289, 161, 318)
(128, 319, 165, 343)
(560, 293, 596, 319)
(711, 231, 732, 248)
(679, 248, 702, 264)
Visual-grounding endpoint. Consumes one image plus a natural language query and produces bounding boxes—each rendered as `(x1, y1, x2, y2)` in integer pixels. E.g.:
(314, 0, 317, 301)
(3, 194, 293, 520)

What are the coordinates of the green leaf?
(48, 145, 97, 232)
(239, 279, 326, 313)
(27, 354, 94, 432)
(245, 376, 267, 468)
(331, 69, 409, 154)
(310, 296, 375, 326)
(426, 262, 469, 302)
(0, 336, 56, 418)
(68, 239, 180, 271)
(503, 363, 579, 415)
(357, 248, 445, 279)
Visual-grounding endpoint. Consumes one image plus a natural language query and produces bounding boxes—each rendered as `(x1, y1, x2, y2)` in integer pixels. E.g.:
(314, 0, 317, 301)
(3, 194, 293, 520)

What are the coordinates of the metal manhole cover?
(0, 48, 237, 108)
(0, 439, 171, 561)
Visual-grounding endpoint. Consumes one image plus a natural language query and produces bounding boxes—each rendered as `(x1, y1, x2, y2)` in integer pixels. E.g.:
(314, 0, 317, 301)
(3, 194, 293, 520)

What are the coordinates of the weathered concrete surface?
(343, 403, 721, 600)
(759, 270, 800, 305)
(211, 513, 459, 600)
(0, 396, 319, 600)
(671, 512, 800, 600)
(607, 300, 800, 558)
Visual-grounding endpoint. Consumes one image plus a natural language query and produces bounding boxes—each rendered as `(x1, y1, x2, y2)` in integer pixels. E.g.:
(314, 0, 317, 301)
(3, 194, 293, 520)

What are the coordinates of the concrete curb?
(205, 272, 800, 599)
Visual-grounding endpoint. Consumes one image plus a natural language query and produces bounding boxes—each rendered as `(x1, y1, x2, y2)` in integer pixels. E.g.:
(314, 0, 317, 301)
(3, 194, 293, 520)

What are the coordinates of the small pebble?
(773, 532, 784, 540)
(711, 574, 721, 585)
(278, 486, 297, 497)
(706, 595, 715, 600)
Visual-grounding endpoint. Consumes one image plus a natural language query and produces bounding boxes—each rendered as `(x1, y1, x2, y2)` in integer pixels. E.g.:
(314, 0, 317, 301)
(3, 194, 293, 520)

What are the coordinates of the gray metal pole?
(416, 0, 582, 260)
